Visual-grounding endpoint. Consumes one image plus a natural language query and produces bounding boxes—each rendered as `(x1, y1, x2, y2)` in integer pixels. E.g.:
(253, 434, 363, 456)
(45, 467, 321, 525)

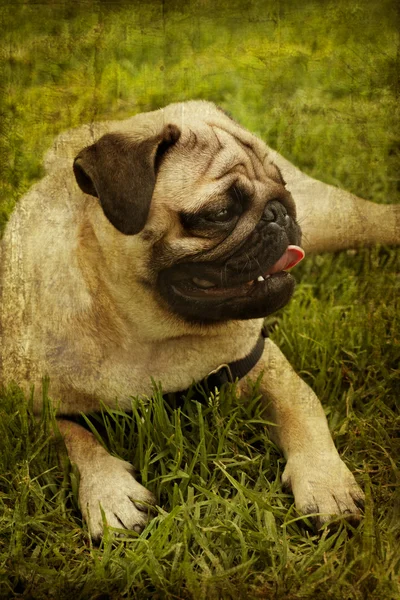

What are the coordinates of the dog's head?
(73, 101, 303, 323)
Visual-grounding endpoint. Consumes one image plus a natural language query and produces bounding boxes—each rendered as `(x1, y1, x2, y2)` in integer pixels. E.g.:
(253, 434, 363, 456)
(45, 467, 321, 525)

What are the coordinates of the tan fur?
(1, 101, 398, 538)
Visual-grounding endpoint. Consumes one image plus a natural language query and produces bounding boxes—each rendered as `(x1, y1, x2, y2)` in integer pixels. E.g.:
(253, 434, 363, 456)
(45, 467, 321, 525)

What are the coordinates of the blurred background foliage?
(0, 0, 399, 235)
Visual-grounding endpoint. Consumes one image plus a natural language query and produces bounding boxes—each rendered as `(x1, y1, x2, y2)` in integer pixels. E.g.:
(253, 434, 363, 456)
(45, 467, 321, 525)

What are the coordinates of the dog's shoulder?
(43, 116, 140, 173)
(44, 122, 108, 173)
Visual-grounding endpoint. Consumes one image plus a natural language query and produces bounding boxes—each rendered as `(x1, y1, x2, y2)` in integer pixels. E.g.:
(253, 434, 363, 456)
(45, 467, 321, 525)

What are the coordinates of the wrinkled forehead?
(155, 103, 284, 205)
(184, 121, 283, 185)
(175, 105, 281, 177)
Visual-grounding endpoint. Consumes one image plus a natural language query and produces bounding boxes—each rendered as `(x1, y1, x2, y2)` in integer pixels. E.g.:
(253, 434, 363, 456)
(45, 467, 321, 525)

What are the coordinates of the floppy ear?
(73, 123, 181, 235)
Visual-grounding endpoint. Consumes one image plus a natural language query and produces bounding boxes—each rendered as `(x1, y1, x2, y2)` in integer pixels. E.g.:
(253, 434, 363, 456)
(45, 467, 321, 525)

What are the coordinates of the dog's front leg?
(57, 419, 155, 539)
(239, 338, 364, 526)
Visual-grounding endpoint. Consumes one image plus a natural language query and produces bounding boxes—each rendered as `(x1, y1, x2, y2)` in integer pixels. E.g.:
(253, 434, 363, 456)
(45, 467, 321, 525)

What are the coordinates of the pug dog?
(0, 101, 399, 539)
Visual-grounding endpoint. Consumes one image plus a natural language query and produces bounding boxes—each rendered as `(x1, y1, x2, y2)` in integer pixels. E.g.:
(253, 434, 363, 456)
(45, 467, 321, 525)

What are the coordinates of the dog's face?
(73, 101, 303, 323)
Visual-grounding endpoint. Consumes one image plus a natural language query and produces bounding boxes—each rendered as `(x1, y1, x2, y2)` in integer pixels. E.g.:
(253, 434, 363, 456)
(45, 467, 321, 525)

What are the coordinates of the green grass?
(0, 0, 399, 598)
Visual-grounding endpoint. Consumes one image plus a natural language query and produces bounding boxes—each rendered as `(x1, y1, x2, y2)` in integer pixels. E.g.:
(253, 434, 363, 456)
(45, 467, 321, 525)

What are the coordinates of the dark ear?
(73, 124, 181, 235)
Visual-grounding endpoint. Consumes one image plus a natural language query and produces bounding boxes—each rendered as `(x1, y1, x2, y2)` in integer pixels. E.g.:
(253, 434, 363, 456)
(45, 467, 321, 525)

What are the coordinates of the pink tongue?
(267, 245, 305, 275)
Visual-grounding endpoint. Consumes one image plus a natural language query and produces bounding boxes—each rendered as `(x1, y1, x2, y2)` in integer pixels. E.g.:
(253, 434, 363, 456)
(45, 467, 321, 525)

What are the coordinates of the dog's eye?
(204, 204, 241, 224)
(208, 208, 232, 223)
(180, 203, 240, 234)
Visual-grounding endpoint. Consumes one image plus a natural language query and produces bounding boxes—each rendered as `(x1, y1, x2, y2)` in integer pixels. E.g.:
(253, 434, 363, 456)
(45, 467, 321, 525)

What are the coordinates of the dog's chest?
(46, 321, 262, 414)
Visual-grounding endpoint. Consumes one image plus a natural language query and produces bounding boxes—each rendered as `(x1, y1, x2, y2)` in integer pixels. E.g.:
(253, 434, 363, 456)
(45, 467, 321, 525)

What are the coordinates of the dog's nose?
(262, 200, 289, 226)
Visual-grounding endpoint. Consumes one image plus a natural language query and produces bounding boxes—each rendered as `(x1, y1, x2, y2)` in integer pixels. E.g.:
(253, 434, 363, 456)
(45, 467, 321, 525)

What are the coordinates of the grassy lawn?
(0, 0, 399, 598)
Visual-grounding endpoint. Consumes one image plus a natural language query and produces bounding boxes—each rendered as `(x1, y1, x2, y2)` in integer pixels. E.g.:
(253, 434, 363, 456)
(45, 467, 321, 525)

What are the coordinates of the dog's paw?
(78, 453, 156, 540)
(282, 452, 364, 528)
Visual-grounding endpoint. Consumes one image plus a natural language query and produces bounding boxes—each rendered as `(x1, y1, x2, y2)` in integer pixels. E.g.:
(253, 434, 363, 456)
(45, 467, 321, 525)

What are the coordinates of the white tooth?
(257, 275, 265, 282)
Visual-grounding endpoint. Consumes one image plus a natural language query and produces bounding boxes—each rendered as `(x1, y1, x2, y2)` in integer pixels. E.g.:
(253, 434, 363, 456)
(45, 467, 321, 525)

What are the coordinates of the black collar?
(201, 325, 268, 393)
